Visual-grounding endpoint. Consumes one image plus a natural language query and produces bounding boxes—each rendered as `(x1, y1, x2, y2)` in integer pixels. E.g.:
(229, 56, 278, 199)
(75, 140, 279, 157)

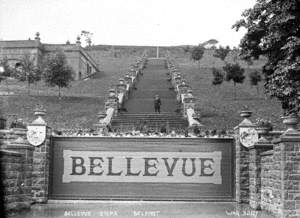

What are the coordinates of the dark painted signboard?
(49, 137, 234, 201)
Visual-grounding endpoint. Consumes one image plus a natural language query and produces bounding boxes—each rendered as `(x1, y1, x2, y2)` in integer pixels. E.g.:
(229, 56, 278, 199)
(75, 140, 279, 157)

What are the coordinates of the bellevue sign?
(63, 150, 222, 184)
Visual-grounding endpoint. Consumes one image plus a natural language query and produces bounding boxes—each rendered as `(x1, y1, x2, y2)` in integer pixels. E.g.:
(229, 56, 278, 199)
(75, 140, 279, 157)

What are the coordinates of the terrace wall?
(261, 149, 282, 214)
(0, 128, 34, 212)
(0, 113, 299, 218)
(235, 125, 300, 217)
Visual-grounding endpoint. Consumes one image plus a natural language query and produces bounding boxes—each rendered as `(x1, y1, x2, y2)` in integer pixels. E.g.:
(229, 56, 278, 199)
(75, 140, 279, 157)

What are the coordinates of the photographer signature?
(226, 209, 258, 218)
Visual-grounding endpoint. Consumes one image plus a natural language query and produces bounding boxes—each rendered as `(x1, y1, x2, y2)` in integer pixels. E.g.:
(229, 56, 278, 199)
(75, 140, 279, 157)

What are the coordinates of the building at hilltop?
(0, 33, 99, 80)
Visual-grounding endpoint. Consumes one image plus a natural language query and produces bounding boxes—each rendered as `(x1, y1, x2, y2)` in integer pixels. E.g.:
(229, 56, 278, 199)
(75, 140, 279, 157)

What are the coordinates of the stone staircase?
(111, 58, 188, 130)
(111, 112, 188, 130)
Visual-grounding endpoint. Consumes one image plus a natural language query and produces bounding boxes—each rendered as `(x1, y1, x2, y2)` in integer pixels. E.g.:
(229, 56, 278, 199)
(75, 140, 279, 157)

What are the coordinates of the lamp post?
(156, 24, 160, 58)
(0, 64, 6, 129)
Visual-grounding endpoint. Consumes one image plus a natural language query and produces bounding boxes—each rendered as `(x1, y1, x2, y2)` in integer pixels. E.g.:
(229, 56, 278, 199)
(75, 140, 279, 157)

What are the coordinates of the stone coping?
(248, 143, 273, 150)
(0, 128, 27, 133)
(260, 150, 274, 156)
(52, 136, 234, 142)
(0, 149, 22, 156)
(1, 144, 34, 150)
(272, 134, 300, 143)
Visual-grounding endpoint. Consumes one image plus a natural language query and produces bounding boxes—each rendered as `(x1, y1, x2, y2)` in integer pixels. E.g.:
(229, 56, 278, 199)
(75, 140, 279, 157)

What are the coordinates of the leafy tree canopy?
(81, 30, 93, 47)
(191, 45, 205, 62)
(212, 67, 224, 86)
(202, 39, 219, 48)
(43, 51, 74, 97)
(16, 54, 41, 83)
(249, 70, 262, 86)
(223, 63, 245, 100)
(223, 63, 245, 85)
(233, 0, 300, 114)
(11, 54, 41, 94)
(213, 46, 231, 61)
(182, 45, 190, 53)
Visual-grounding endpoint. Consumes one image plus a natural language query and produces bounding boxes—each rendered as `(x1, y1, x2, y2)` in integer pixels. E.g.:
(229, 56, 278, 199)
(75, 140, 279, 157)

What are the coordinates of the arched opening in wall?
(15, 62, 22, 68)
(15, 62, 23, 72)
(86, 63, 91, 76)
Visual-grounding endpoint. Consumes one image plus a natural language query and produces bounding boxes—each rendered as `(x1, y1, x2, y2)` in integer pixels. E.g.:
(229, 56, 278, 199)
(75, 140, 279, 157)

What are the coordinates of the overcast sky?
(0, 0, 255, 47)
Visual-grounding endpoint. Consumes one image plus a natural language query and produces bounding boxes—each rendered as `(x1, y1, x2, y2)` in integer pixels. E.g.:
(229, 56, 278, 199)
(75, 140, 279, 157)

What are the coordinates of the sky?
(0, 0, 255, 47)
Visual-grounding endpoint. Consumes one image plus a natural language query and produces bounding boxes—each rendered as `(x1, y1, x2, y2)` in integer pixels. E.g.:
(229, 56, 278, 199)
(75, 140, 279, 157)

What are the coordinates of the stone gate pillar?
(272, 116, 300, 218)
(30, 107, 52, 203)
(234, 110, 257, 203)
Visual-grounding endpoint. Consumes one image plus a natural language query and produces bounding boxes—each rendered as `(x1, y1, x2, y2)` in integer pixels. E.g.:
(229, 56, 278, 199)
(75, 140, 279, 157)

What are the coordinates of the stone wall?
(261, 150, 282, 214)
(1, 150, 28, 211)
(240, 131, 300, 218)
(235, 111, 300, 218)
(64, 50, 96, 80)
(0, 39, 43, 67)
(0, 128, 34, 212)
(0, 122, 51, 213)
(0, 109, 299, 218)
(276, 138, 300, 218)
(0, 37, 99, 81)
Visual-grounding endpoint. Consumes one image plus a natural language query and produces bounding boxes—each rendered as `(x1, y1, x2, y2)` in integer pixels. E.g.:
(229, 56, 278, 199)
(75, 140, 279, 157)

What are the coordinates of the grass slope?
(0, 46, 284, 130)
(0, 50, 140, 130)
(1, 95, 103, 130)
(174, 57, 284, 130)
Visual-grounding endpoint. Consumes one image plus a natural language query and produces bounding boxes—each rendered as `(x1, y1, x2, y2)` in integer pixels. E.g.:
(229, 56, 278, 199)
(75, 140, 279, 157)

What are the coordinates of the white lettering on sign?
(62, 150, 222, 184)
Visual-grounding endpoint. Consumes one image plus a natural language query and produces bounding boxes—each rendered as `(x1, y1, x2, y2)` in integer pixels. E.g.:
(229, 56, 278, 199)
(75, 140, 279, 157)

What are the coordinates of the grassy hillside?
(0, 45, 284, 131)
(173, 56, 284, 130)
(0, 49, 141, 130)
(1, 95, 104, 130)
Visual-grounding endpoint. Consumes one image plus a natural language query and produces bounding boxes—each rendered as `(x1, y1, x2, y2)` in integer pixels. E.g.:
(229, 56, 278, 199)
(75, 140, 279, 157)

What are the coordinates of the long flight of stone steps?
(111, 58, 188, 130)
(111, 112, 188, 130)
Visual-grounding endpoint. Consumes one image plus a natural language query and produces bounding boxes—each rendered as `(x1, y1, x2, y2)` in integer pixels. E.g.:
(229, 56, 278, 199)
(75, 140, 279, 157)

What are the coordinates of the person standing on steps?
(154, 95, 161, 113)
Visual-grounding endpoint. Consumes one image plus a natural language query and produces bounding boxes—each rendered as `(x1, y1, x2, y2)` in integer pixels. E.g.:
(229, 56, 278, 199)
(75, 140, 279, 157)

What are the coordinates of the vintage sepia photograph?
(0, 0, 299, 217)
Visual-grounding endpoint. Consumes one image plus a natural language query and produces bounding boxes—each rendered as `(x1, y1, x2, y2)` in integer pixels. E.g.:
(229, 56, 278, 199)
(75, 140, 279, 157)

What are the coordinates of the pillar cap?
(32, 105, 46, 125)
(108, 88, 116, 93)
(97, 111, 106, 119)
(240, 110, 252, 118)
(34, 110, 46, 117)
(281, 113, 299, 135)
(76, 36, 81, 46)
(35, 32, 40, 41)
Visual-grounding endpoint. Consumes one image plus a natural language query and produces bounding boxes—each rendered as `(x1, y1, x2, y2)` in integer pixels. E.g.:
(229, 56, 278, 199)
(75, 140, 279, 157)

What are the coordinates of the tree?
(183, 45, 190, 53)
(233, 0, 300, 114)
(249, 70, 262, 95)
(15, 54, 41, 95)
(244, 57, 253, 70)
(191, 45, 205, 71)
(0, 57, 14, 93)
(202, 39, 219, 48)
(0, 57, 13, 78)
(213, 45, 231, 62)
(223, 63, 245, 99)
(81, 30, 93, 47)
(43, 51, 74, 98)
(211, 67, 224, 86)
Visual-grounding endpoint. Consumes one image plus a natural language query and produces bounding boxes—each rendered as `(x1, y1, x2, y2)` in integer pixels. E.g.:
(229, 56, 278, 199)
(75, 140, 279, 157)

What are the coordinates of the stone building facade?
(0, 33, 99, 80)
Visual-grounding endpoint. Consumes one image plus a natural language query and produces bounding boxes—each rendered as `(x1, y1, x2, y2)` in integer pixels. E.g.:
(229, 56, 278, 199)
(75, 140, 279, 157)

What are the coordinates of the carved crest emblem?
(239, 127, 258, 148)
(27, 125, 46, 147)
